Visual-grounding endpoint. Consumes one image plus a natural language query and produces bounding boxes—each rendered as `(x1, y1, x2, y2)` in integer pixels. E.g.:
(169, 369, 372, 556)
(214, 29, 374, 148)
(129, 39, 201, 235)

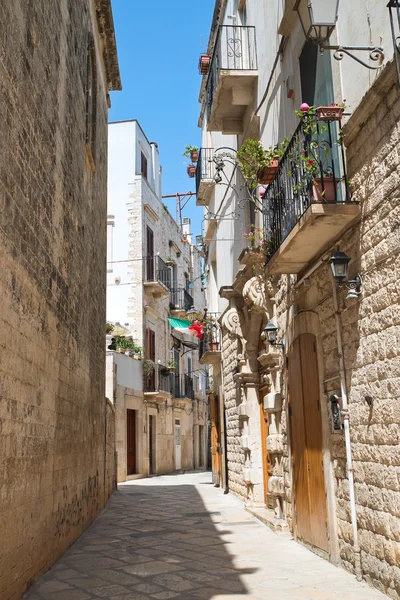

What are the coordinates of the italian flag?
(168, 318, 204, 340)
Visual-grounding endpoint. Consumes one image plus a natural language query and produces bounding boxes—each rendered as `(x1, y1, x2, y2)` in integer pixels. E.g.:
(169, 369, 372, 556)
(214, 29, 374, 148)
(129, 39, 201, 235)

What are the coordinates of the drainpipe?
(331, 278, 362, 582)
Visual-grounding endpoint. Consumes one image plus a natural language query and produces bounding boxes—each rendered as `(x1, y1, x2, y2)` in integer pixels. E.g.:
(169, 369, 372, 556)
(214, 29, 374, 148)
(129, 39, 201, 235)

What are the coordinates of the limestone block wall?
(222, 330, 247, 499)
(275, 62, 400, 599)
(0, 2, 116, 598)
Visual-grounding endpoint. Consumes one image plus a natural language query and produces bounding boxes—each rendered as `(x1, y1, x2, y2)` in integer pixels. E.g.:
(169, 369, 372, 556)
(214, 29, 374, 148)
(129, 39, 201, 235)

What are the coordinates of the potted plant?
(106, 322, 114, 334)
(143, 359, 155, 375)
(258, 138, 289, 185)
(165, 257, 175, 266)
(167, 360, 176, 373)
(316, 100, 347, 122)
(183, 145, 199, 163)
(187, 164, 196, 178)
(199, 54, 211, 75)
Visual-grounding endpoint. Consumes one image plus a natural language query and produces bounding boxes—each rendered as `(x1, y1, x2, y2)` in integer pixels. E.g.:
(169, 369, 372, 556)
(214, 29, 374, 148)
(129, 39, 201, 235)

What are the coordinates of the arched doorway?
(287, 333, 329, 553)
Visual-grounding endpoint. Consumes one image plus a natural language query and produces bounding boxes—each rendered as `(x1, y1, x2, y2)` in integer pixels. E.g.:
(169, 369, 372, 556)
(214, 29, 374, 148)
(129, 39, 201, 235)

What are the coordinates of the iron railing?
(144, 364, 173, 394)
(262, 114, 351, 262)
(170, 288, 193, 312)
(146, 255, 171, 289)
(206, 25, 257, 120)
(195, 148, 215, 192)
(199, 314, 221, 360)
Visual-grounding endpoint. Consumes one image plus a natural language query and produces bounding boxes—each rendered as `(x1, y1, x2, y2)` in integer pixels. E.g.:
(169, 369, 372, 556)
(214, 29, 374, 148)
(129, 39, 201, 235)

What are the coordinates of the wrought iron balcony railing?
(144, 364, 173, 394)
(206, 25, 257, 121)
(169, 288, 193, 313)
(199, 315, 221, 361)
(184, 374, 195, 400)
(195, 148, 215, 192)
(145, 255, 171, 289)
(262, 115, 352, 262)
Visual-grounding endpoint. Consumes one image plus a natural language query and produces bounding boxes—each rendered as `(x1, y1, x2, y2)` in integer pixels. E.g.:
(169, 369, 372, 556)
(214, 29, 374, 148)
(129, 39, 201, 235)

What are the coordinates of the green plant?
(182, 145, 199, 158)
(167, 360, 176, 370)
(106, 322, 114, 334)
(143, 359, 155, 374)
(243, 227, 270, 280)
(237, 139, 267, 190)
(264, 137, 290, 165)
(114, 336, 142, 353)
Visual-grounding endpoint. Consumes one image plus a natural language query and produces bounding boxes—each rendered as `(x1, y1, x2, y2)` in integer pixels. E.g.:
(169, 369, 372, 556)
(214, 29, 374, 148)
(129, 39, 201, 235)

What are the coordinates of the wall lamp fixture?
(329, 250, 362, 300)
(294, 0, 384, 70)
(263, 321, 285, 350)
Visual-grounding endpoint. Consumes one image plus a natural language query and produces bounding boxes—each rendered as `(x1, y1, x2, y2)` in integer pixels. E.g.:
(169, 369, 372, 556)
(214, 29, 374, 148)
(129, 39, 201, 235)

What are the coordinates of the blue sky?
(109, 1, 215, 236)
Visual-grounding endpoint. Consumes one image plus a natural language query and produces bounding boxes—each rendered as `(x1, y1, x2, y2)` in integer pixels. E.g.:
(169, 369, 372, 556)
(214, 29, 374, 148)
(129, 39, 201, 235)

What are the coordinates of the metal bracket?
(320, 45, 384, 70)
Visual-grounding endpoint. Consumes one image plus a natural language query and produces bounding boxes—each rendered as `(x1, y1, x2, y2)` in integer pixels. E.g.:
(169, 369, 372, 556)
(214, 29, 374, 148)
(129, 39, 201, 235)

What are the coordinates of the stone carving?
(221, 307, 247, 358)
(242, 277, 267, 313)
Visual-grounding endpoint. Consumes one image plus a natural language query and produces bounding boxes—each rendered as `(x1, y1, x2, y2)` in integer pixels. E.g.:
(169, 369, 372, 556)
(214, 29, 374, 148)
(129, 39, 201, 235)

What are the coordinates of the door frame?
(285, 310, 339, 564)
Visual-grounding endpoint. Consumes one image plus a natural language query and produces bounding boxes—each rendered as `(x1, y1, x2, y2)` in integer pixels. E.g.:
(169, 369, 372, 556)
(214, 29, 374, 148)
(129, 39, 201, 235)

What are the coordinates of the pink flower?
(300, 103, 310, 112)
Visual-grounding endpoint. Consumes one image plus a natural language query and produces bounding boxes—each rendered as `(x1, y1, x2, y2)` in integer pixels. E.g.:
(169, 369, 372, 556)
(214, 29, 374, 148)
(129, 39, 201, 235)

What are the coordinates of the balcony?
(199, 316, 221, 365)
(171, 374, 195, 400)
(144, 364, 173, 400)
(263, 116, 360, 275)
(204, 217, 218, 243)
(143, 256, 171, 298)
(206, 26, 258, 134)
(169, 288, 193, 318)
(196, 148, 215, 206)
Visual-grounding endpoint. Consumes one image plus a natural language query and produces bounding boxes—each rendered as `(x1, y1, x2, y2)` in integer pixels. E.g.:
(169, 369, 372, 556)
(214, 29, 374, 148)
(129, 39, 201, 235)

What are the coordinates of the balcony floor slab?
(267, 203, 360, 275)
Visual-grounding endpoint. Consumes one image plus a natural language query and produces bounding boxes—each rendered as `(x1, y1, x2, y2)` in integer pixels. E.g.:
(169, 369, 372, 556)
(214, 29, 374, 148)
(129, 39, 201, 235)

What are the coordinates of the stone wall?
(275, 62, 400, 599)
(0, 2, 116, 598)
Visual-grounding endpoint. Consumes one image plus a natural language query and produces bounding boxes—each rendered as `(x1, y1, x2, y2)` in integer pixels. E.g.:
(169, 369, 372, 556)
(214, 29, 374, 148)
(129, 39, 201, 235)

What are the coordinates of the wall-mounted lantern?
(329, 394, 343, 431)
(294, 0, 339, 44)
(329, 250, 362, 300)
(263, 321, 284, 349)
(294, 0, 384, 70)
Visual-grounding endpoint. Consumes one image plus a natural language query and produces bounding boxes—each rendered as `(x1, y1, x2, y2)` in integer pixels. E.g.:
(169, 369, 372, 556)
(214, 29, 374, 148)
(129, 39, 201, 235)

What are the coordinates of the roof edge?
(95, 0, 122, 91)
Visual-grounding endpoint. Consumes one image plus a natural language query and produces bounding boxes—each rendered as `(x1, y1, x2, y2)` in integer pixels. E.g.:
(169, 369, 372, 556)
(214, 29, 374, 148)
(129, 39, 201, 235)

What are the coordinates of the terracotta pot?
(316, 106, 344, 122)
(190, 151, 199, 163)
(187, 164, 196, 178)
(258, 157, 279, 185)
(312, 177, 339, 203)
(209, 342, 219, 351)
(199, 55, 211, 75)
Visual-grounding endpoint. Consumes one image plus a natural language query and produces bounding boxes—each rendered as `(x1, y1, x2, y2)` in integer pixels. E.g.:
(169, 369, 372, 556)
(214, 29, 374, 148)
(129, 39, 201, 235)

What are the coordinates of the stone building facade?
(197, 0, 399, 597)
(0, 2, 120, 599)
(107, 120, 208, 482)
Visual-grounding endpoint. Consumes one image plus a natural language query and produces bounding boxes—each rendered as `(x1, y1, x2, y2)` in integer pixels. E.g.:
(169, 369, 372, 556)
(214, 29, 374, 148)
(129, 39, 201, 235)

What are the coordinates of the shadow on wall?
(23, 480, 255, 599)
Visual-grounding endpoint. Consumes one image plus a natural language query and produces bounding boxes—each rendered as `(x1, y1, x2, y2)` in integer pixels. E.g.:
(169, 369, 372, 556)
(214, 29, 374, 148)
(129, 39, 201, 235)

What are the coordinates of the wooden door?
(149, 415, 156, 475)
(127, 409, 137, 475)
(175, 419, 181, 470)
(259, 390, 273, 508)
(287, 334, 329, 553)
(209, 395, 222, 485)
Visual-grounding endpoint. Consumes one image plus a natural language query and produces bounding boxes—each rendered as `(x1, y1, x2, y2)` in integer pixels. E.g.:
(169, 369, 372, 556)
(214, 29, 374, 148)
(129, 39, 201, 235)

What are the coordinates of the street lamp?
(294, 0, 384, 70)
(263, 321, 284, 349)
(329, 250, 362, 300)
(294, 0, 339, 44)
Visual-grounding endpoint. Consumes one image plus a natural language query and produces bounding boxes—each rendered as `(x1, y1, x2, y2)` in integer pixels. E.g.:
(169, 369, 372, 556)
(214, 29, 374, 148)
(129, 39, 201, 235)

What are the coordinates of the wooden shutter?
(141, 152, 148, 179)
(146, 226, 154, 280)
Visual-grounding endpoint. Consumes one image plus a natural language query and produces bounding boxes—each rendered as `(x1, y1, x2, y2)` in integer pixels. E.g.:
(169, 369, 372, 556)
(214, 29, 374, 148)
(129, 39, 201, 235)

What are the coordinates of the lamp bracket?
(340, 274, 362, 294)
(320, 45, 384, 70)
(271, 341, 285, 351)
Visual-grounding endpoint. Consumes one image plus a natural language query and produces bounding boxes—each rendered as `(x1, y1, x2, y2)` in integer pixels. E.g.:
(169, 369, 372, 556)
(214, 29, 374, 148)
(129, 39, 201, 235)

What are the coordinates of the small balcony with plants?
(169, 288, 193, 319)
(237, 104, 360, 275)
(206, 25, 257, 134)
(199, 314, 221, 365)
(171, 374, 195, 401)
(143, 255, 171, 298)
(195, 148, 215, 206)
(143, 361, 173, 400)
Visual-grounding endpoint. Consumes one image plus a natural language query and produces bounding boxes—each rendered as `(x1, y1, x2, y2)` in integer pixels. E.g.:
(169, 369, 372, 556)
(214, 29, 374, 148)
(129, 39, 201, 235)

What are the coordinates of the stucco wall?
(0, 2, 116, 598)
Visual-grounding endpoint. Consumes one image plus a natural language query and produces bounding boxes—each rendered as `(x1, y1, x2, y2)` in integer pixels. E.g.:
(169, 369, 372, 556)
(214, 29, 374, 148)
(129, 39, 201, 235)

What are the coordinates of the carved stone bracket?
(243, 277, 268, 313)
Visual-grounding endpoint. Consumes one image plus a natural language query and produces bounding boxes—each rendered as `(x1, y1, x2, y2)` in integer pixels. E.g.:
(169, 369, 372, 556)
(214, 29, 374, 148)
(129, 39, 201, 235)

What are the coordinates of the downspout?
(331, 278, 362, 582)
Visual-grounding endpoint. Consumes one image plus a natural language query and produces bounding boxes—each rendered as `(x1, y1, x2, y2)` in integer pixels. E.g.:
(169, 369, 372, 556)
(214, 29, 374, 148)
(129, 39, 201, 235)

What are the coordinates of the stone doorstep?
(126, 474, 145, 481)
(245, 506, 291, 536)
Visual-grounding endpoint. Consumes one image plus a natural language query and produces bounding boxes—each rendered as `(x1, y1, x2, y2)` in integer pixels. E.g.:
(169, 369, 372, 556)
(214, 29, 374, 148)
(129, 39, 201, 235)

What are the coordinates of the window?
(146, 226, 154, 280)
(85, 35, 97, 165)
(146, 328, 155, 361)
(141, 152, 148, 179)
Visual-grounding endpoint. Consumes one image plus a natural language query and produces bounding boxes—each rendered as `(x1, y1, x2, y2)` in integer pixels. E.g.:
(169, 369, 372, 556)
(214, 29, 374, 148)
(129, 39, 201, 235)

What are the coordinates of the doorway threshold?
(126, 474, 145, 481)
(245, 506, 291, 536)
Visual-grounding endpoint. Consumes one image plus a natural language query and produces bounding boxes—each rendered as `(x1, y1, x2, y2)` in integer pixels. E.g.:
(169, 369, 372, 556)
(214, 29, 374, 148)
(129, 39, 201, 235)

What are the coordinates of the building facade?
(197, 1, 400, 597)
(107, 120, 208, 482)
(0, 2, 121, 599)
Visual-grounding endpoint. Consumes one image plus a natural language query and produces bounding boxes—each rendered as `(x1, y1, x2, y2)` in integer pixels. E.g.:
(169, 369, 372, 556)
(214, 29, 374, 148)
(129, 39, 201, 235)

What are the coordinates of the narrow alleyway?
(24, 473, 385, 600)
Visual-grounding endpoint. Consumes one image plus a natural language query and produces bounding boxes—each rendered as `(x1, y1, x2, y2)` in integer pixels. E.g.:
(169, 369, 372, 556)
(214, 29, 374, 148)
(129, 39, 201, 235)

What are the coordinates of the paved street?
(24, 472, 385, 600)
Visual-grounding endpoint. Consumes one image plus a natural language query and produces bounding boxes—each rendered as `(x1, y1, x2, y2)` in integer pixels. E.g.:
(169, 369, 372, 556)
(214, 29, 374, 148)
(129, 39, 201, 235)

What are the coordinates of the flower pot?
(199, 55, 211, 75)
(209, 342, 219, 351)
(187, 164, 196, 178)
(312, 177, 339, 203)
(316, 106, 344, 122)
(167, 367, 175, 373)
(258, 157, 279, 185)
(190, 151, 199, 162)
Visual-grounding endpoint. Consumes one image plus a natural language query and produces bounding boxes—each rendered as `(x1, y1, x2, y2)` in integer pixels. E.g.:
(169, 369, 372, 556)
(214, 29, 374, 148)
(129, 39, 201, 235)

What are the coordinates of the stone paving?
(23, 472, 386, 600)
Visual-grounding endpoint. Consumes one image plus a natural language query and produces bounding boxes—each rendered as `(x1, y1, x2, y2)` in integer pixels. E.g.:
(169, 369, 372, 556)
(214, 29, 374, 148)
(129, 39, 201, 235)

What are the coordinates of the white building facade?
(198, 1, 400, 597)
(107, 120, 208, 482)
